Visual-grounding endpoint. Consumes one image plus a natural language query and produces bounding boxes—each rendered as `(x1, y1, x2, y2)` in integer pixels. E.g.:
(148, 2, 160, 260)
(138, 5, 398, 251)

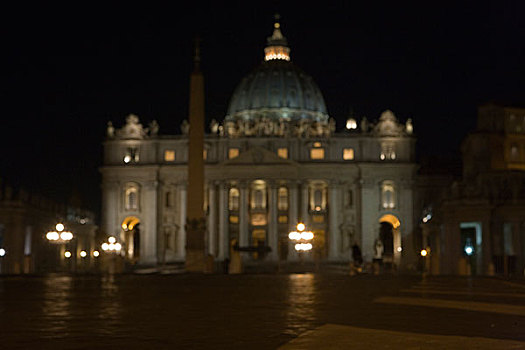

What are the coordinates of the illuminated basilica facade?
(100, 20, 418, 269)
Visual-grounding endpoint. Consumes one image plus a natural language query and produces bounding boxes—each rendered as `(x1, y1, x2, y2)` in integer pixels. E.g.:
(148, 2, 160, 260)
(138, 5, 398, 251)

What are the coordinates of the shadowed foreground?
(1, 273, 524, 349)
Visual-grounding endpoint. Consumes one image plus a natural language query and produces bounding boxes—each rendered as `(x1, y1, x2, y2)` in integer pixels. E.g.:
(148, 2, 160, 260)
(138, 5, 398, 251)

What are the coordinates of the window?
(381, 182, 395, 209)
(278, 187, 288, 210)
(250, 180, 266, 209)
(228, 148, 239, 159)
(310, 148, 325, 160)
(124, 147, 139, 164)
(309, 183, 327, 211)
(277, 148, 288, 159)
(343, 148, 354, 160)
(311, 142, 324, 160)
(229, 188, 239, 211)
(313, 189, 323, 211)
(125, 187, 139, 210)
(164, 150, 175, 162)
(347, 190, 353, 207)
(253, 190, 264, 209)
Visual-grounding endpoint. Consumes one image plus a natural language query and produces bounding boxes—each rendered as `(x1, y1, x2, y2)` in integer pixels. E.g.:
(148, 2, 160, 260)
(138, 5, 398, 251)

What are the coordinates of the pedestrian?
(351, 243, 363, 274)
(373, 238, 384, 275)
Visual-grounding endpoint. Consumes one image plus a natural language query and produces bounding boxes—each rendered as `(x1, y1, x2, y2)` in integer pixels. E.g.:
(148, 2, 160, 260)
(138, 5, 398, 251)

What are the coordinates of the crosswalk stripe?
(501, 280, 525, 290)
(375, 296, 525, 316)
(400, 288, 525, 299)
(279, 324, 525, 349)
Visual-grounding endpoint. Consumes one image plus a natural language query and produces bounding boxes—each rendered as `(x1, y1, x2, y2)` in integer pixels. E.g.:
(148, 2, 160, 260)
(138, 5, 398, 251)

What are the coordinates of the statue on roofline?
(107, 121, 115, 138)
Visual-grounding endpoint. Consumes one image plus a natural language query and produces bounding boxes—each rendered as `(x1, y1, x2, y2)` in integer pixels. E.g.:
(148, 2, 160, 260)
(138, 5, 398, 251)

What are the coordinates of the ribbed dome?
(226, 60, 328, 122)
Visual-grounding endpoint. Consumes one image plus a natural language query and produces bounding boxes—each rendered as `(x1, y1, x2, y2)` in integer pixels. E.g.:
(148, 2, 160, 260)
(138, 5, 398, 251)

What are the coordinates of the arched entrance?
(121, 216, 141, 262)
(379, 214, 401, 267)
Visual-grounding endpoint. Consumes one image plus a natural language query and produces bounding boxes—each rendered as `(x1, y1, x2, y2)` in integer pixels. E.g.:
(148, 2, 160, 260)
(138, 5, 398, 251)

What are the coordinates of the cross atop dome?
(264, 14, 291, 61)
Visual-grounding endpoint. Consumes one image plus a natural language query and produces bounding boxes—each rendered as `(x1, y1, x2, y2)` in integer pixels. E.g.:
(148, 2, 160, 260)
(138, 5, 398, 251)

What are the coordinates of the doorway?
(379, 214, 401, 267)
(121, 216, 141, 261)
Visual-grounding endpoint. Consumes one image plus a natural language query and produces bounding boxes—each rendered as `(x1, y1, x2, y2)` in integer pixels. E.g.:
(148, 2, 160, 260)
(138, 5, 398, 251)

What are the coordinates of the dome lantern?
(264, 14, 290, 61)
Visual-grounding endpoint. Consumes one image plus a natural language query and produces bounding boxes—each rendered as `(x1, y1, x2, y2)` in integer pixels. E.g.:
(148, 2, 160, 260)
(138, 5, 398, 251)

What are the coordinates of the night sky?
(2, 2, 524, 219)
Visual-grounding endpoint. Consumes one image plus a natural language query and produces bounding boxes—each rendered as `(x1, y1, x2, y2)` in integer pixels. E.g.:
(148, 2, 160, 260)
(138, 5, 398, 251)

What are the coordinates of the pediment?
(373, 110, 404, 136)
(222, 146, 297, 166)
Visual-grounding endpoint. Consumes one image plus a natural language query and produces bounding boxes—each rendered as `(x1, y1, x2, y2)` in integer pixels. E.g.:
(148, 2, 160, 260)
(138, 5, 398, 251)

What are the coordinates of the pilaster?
(288, 180, 299, 261)
(207, 182, 217, 256)
(328, 180, 341, 261)
(239, 181, 249, 248)
(267, 181, 279, 260)
(218, 181, 229, 260)
(177, 182, 187, 259)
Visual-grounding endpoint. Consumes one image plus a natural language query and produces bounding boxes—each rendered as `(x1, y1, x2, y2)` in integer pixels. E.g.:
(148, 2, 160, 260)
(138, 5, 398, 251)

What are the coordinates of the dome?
(225, 18, 328, 123)
(226, 61, 328, 122)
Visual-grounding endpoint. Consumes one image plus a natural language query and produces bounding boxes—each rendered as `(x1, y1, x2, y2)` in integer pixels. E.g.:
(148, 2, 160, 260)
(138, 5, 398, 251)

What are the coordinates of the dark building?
(422, 103, 525, 276)
(0, 184, 98, 274)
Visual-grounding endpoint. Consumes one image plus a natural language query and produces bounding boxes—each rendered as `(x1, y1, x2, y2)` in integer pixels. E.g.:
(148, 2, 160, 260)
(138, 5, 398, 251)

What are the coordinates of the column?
(157, 180, 166, 265)
(178, 182, 187, 259)
(101, 181, 119, 239)
(328, 181, 340, 261)
(482, 218, 493, 275)
(399, 180, 415, 269)
(288, 181, 299, 261)
(143, 180, 158, 264)
(443, 220, 461, 275)
(218, 182, 229, 260)
(301, 182, 309, 225)
(268, 182, 278, 260)
(207, 182, 217, 256)
(239, 181, 249, 248)
(514, 221, 523, 275)
(359, 178, 376, 263)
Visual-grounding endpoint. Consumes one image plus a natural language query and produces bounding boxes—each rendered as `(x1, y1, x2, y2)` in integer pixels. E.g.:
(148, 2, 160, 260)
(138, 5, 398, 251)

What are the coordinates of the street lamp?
(46, 223, 74, 243)
(289, 223, 314, 252)
(46, 223, 74, 272)
(101, 236, 122, 253)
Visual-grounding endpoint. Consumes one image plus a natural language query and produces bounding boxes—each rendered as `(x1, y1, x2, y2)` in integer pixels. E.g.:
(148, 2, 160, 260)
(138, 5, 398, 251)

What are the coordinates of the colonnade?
(180, 179, 343, 262)
(104, 178, 345, 265)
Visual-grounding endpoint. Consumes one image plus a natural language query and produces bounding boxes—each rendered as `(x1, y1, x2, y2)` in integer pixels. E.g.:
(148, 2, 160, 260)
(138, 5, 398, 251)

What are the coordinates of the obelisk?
(185, 39, 206, 272)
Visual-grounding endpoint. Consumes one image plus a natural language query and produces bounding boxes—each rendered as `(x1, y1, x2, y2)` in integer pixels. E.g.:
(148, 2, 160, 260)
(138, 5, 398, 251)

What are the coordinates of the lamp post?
(0, 248, 5, 274)
(46, 223, 74, 272)
(420, 247, 430, 276)
(101, 236, 122, 273)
